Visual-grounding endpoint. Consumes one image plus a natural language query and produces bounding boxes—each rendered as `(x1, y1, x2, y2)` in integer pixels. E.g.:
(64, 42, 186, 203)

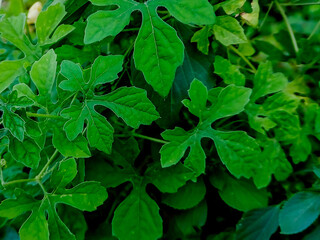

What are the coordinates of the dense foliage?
(0, 0, 319, 239)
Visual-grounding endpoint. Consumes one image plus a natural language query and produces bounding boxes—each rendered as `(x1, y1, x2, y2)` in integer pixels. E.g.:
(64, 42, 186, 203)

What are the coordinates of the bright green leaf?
(89, 55, 124, 86)
(213, 16, 247, 46)
(85, 0, 138, 44)
(0, 190, 39, 219)
(133, 4, 184, 97)
(30, 49, 57, 96)
(91, 87, 159, 128)
(0, 60, 26, 94)
(214, 55, 245, 86)
(59, 60, 85, 93)
(112, 184, 162, 240)
(19, 209, 49, 240)
(52, 127, 91, 158)
(51, 158, 77, 189)
(221, 0, 246, 14)
(2, 107, 25, 142)
(251, 61, 288, 102)
(36, 3, 67, 45)
(51, 182, 108, 211)
(241, 0, 260, 28)
(159, 0, 216, 25)
(9, 137, 41, 169)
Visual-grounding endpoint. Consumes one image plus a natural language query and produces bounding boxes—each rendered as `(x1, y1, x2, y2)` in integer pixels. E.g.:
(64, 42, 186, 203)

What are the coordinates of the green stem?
(123, 41, 135, 58)
(0, 95, 6, 102)
(37, 180, 48, 195)
(260, 2, 273, 30)
(3, 178, 36, 187)
(36, 149, 59, 180)
(122, 28, 140, 32)
(69, 92, 78, 106)
(161, 14, 171, 21)
(132, 133, 168, 144)
(274, 0, 299, 54)
(279, 2, 320, 6)
(115, 133, 168, 144)
(26, 112, 61, 119)
(229, 45, 257, 73)
(1, 150, 60, 189)
(308, 20, 320, 40)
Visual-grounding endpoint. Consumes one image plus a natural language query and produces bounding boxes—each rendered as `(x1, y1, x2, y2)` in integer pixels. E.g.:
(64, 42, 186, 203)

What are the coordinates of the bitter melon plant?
(0, 0, 319, 239)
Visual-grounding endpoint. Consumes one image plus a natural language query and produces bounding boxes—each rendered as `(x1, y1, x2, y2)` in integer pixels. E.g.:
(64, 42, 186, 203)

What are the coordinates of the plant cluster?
(0, 0, 319, 239)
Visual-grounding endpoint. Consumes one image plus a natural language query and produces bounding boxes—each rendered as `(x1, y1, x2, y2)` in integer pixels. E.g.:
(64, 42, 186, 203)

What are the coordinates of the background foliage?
(0, 0, 320, 239)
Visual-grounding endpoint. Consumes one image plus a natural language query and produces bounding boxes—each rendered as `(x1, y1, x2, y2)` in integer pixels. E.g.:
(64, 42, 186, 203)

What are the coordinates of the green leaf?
(289, 133, 312, 164)
(2, 107, 25, 141)
(59, 60, 86, 93)
(148, 163, 194, 193)
(112, 183, 162, 240)
(52, 127, 91, 158)
(271, 111, 301, 141)
(251, 61, 288, 102)
(159, 0, 216, 25)
(30, 49, 57, 96)
(51, 158, 77, 190)
(9, 137, 41, 169)
(85, 0, 138, 44)
(6, 90, 34, 108)
(213, 16, 247, 46)
(86, 109, 114, 153)
(241, 0, 260, 28)
(245, 103, 277, 134)
(174, 200, 207, 237)
(191, 26, 213, 55)
(19, 209, 49, 240)
(0, 14, 38, 59)
(210, 171, 268, 211)
(221, 0, 246, 14)
(205, 84, 251, 122)
(85, 0, 215, 96)
(51, 182, 108, 211)
(279, 192, 320, 234)
(46, 205, 76, 240)
(212, 130, 263, 187)
(259, 138, 292, 183)
(182, 79, 208, 118)
(162, 178, 206, 210)
(89, 55, 124, 86)
(59, 207, 87, 240)
(91, 87, 159, 128)
(161, 81, 255, 182)
(25, 118, 42, 140)
(213, 55, 245, 86)
(0, 60, 26, 94)
(236, 205, 280, 240)
(42, 24, 75, 46)
(13, 83, 37, 102)
(160, 127, 206, 175)
(60, 103, 114, 154)
(0, 190, 39, 219)
(133, 4, 184, 97)
(36, 3, 67, 45)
